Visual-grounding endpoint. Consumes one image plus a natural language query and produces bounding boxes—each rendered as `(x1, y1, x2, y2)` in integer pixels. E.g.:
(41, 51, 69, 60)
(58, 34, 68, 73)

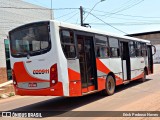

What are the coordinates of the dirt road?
(0, 64, 160, 120)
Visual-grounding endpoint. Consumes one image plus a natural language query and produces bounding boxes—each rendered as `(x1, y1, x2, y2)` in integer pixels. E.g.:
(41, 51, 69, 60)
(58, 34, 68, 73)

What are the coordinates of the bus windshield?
(9, 22, 50, 57)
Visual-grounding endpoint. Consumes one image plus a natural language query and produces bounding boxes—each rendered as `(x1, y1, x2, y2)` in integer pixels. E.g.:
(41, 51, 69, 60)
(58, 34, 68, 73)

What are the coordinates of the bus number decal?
(33, 69, 49, 74)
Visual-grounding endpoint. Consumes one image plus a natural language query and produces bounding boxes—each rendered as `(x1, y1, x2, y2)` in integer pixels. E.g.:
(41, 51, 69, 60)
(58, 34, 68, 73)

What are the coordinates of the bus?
(9, 20, 155, 97)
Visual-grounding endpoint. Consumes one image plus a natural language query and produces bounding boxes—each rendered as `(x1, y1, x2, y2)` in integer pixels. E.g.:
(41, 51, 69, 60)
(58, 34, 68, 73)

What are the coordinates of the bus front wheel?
(101, 75, 115, 96)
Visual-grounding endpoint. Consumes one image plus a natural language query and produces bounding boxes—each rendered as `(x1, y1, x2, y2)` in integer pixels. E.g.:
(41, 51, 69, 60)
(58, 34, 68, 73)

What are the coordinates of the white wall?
(153, 44, 160, 64)
(0, 0, 51, 67)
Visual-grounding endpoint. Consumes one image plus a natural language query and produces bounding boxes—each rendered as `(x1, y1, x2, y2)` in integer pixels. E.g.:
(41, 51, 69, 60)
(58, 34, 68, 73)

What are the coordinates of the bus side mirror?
(152, 45, 156, 56)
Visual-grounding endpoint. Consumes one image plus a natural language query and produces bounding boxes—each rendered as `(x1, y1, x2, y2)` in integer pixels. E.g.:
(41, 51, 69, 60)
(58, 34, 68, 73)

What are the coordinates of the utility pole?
(51, 0, 52, 19)
(80, 0, 105, 27)
(80, 6, 83, 26)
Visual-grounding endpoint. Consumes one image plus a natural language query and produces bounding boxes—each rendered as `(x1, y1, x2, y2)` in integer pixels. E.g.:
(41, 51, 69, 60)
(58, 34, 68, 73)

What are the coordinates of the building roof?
(126, 30, 160, 37)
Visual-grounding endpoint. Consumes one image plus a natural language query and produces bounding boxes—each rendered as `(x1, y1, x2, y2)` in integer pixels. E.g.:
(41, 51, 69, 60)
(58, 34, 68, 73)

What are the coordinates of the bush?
(8, 92, 15, 97)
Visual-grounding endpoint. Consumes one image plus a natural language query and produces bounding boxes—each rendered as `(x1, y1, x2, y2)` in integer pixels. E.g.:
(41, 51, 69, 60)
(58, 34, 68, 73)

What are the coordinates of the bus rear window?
(9, 22, 50, 57)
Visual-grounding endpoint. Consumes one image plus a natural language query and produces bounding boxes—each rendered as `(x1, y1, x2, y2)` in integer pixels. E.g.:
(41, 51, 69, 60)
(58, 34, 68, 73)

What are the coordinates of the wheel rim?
(107, 76, 115, 94)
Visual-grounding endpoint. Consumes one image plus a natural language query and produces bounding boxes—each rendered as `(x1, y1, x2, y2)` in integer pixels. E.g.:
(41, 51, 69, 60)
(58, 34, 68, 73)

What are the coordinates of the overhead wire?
(102, 0, 145, 18)
(82, 0, 149, 30)
(105, 16, 160, 22)
(63, 12, 79, 22)
(0, 6, 79, 10)
(89, 22, 160, 26)
(89, 13, 128, 34)
(85, 8, 160, 19)
(55, 10, 78, 19)
(75, 17, 79, 25)
(83, 10, 160, 25)
(1, 0, 157, 35)
(108, 0, 140, 13)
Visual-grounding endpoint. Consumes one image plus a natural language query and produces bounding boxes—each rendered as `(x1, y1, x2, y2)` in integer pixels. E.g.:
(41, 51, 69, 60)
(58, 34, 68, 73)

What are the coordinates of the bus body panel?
(50, 21, 70, 96)
(10, 21, 70, 96)
(130, 57, 145, 80)
(9, 20, 154, 97)
(97, 58, 123, 85)
(67, 59, 82, 96)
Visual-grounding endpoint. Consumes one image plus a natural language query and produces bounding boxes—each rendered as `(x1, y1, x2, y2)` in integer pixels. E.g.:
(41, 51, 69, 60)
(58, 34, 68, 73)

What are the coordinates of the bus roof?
(52, 20, 151, 44)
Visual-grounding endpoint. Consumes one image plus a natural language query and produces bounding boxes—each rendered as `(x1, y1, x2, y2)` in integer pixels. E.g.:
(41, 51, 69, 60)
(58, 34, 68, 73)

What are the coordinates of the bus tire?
(101, 75, 115, 96)
(140, 69, 146, 82)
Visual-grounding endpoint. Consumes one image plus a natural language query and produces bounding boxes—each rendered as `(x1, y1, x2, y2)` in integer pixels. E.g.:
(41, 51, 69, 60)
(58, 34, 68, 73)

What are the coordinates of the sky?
(23, 0, 160, 35)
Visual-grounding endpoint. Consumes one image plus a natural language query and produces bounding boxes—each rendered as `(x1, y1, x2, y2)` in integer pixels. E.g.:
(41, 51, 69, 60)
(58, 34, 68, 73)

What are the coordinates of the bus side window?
(136, 42, 142, 57)
(60, 30, 76, 58)
(141, 43, 147, 57)
(95, 35, 109, 58)
(129, 41, 136, 57)
(109, 37, 119, 57)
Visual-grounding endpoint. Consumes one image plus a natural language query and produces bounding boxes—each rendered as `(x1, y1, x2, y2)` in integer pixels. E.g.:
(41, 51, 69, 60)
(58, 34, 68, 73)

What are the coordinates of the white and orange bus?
(9, 20, 155, 97)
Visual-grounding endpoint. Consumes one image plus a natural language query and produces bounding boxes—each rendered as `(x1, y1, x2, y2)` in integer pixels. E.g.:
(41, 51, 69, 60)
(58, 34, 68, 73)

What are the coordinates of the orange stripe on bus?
(82, 87, 88, 93)
(88, 85, 95, 91)
(82, 85, 95, 93)
(115, 75, 123, 85)
(97, 78, 106, 90)
(68, 68, 81, 81)
(96, 58, 110, 74)
(96, 58, 123, 86)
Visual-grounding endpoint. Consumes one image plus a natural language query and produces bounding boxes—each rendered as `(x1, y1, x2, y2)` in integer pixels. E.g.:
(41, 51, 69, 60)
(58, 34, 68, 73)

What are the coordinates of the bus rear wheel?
(101, 75, 115, 96)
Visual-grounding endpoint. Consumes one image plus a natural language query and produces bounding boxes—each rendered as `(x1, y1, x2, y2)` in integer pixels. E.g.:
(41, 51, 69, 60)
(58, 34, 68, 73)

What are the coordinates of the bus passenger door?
(147, 45, 153, 74)
(76, 35, 97, 93)
(120, 41, 131, 80)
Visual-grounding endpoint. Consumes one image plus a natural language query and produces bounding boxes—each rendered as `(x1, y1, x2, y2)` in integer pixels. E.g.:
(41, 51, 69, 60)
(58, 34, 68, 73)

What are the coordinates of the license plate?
(28, 83, 37, 87)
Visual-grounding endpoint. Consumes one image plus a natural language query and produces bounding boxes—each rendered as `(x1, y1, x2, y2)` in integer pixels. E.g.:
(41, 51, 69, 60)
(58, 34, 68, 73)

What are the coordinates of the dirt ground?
(0, 64, 160, 120)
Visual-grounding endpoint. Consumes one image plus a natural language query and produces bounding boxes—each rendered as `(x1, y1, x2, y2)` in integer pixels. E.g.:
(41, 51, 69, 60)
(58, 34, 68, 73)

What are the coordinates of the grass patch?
(8, 92, 15, 97)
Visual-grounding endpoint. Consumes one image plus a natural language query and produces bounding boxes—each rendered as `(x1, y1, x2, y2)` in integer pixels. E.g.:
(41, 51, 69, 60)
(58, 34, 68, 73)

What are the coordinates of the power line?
(55, 10, 78, 19)
(0, 6, 49, 10)
(53, 8, 79, 10)
(0, 6, 78, 10)
(108, 0, 140, 13)
(106, 16, 160, 22)
(84, 0, 145, 20)
(85, 8, 160, 19)
(84, 10, 160, 24)
(102, 12, 160, 19)
(83, 0, 107, 21)
(103, 0, 145, 18)
(89, 13, 127, 34)
(75, 17, 79, 24)
(89, 22, 160, 26)
(63, 12, 79, 22)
